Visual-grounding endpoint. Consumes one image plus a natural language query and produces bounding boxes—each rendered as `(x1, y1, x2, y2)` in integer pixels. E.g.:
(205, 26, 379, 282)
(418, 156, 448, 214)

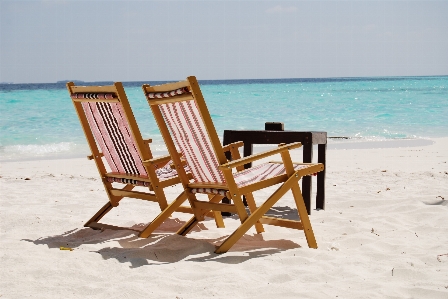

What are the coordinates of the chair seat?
(106, 177, 151, 187)
(234, 162, 309, 188)
(106, 161, 189, 186)
(191, 162, 311, 195)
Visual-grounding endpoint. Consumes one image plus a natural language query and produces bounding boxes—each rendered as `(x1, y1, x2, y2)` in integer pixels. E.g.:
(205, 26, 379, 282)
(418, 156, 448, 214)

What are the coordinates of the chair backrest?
(143, 77, 226, 185)
(68, 82, 149, 176)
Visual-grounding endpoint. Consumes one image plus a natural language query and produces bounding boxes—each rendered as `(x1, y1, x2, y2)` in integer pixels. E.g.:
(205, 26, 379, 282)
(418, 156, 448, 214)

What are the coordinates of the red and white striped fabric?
(80, 98, 147, 176)
(71, 93, 116, 100)
(74, 93, 182, 186)
(159, 100, 226, 185)
(233, 162, 310, 187)
(152, 89, 309, 194)
(190, 163, 310, 195)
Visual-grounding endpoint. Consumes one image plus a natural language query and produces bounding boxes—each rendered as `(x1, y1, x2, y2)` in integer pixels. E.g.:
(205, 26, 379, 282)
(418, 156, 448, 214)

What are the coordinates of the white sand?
(1, 138, 447, 298)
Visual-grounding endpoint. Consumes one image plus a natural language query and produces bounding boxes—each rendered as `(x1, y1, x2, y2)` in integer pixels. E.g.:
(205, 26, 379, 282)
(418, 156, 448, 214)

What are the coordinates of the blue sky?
(1, 0, 447, 83)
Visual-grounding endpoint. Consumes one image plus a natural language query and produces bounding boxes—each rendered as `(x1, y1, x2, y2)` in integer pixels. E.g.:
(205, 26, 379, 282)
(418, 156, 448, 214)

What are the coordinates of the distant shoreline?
(1, 137, 444, 163)
(1, 74, 447, 88)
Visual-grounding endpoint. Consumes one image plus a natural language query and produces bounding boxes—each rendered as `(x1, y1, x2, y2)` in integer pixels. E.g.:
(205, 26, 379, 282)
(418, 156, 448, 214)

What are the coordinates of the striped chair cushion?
(233, 162, 310, 188)
(159, 100, 226, 185)
(146, 87, 190, 99)
(105, 162, 182, 186)
(190, 163, 311, 195)
(106, 177, 150, 187)
(71, 93, 116, 100)
(81, 100, 147, 176)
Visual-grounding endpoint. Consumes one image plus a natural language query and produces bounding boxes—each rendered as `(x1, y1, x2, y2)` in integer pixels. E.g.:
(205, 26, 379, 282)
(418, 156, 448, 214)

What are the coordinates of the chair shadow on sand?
(23, 206, 303, 268)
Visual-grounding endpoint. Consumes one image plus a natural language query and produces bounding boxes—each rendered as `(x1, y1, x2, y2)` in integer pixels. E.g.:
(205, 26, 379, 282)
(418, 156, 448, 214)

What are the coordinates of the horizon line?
(1, 74, 448, 85)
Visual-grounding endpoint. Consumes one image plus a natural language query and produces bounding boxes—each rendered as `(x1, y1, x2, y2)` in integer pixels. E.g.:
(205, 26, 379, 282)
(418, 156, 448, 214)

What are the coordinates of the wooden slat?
(175, 206, 194, 214)
(194, 201, 238, 213)
(188, 182, 229, 190)
(109, 188, 157, 201)
(259, 216, 304, 230)
(143, 80, 189, 92)
(158, 176, 182, 188)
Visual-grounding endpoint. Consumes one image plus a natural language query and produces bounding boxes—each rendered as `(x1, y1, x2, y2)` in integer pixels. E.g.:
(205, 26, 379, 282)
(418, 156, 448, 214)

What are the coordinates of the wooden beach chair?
(67, 81, 222, 237)
(142, 76, 324, 253)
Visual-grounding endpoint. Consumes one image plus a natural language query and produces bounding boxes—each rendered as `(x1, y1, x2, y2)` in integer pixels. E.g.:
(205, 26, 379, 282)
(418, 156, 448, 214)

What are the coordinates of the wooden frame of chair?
(142, 76, 324, 253)
(67, 81, 221, 237)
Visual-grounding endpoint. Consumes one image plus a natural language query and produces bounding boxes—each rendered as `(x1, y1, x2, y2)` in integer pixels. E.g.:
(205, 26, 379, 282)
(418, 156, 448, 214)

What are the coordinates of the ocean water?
(1, 76, 447, 161)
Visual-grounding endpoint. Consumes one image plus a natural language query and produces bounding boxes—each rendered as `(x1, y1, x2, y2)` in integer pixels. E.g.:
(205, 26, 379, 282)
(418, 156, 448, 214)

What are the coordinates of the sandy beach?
(1, 138, 447, 298)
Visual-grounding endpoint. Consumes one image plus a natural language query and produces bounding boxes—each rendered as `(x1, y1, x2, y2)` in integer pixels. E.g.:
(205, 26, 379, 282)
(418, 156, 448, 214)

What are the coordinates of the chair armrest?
(142, 154, 171, 166)
(222, 141, 244, 153)
(218, 142, 302, 170)
(87, 153, 104, 160)
(173, 157, 188, 169)
(142, 152, 185, 169)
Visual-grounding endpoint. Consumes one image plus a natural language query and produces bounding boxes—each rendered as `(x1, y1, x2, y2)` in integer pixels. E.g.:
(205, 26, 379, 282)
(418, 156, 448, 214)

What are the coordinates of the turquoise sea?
(1, 76, 447, 162)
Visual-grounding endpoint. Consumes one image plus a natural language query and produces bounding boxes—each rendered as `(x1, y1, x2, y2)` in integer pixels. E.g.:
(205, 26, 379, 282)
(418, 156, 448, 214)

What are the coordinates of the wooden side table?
(223, 130, 327, 214)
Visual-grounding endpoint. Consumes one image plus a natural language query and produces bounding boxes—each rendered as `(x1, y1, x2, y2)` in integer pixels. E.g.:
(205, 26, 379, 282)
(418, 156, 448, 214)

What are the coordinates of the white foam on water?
(0, 142, 87, 162)
(1, 76, 447, 161)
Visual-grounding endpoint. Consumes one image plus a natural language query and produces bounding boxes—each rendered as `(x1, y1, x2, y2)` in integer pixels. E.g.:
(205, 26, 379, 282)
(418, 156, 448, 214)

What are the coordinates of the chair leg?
(290, 183, 317, 249)
(213, 211, 225, 228)
(154, 189, 169, 211)
(84, 202, 114, 228)
(244, 193, 265, 233)
(208, 194, 225, 228)
(86, 184, 134, 228)
(215, 174, 296, 254)
(85, 185, 138, 229)
(139, 191, 188, 238)
(177, 194, 225, 235)
(177, 217, 200, 236)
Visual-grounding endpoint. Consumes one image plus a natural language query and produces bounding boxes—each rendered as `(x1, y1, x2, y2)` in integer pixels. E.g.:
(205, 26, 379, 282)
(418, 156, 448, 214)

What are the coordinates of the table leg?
(222, 132, 231, 160)
(302, 144, 312, 215)
(316, 143, 326, 210)
(243, 142, 253, 169)
(222, 133, 233, 215)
